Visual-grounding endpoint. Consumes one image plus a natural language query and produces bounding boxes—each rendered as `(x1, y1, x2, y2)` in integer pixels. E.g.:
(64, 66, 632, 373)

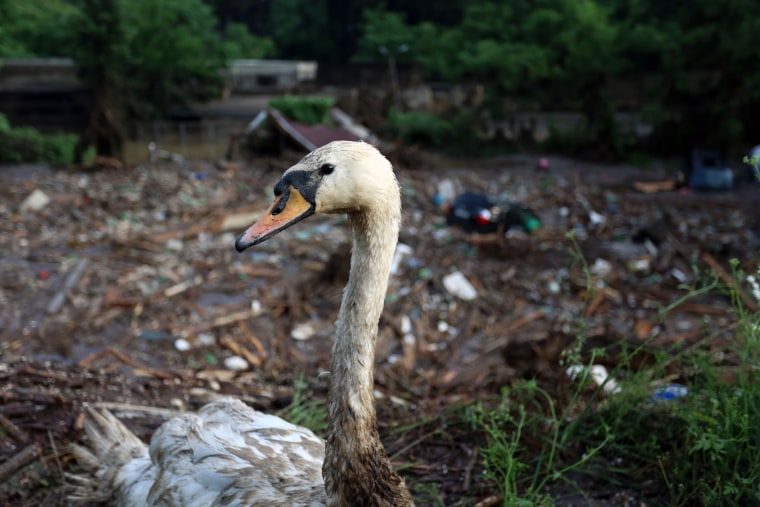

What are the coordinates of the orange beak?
(235, 186, 314, 252)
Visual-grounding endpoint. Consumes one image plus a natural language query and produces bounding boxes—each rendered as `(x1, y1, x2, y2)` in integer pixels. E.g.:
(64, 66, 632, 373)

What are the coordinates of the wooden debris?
(633, 180, 677, 193)
(0, 443, 42, 484)
(164, 277, 202, 298)
(89, 401, 184, 419)
(0, 413, 29, 444)
(151, 216, 219, 243)
(474, 495, 503, 507)
(482, 310, 547, 354)
(218, 209, 264, 231)
(47, 258, 89, 314)
(2, 136, 758, 504)
(239, 322, 267, 362)
(77, 346, 177, 380)
(218, 335, 262, 368)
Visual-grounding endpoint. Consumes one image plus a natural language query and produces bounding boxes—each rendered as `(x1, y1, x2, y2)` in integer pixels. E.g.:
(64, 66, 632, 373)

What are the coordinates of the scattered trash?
(46, 258, 89, 314)
(445, 191, 540, 234)
(566, 364, 619, 394)
(401, 315, 413, 335)
(433, 178, 456, 208)
(652, 383, 688, 401)
(2, 142, 754, 506)
(684, 149, 733, 191)
(19, 189, 51, 213)
(590, 258, 613, 278)
(148, 142, 185, 163)
(747, 275, 760, 304)
(668, 268, 689, 283)
(291, 322, 316, 341)
(627, 258, 651, 272)
(223, 355, 249, 371)
(139, 331, 174, 341)
(197, 333, 216, 346)
(174, 338, 192, 351)
(165, 238, 184, 252)
(537, 157, 550, 171)
(442, 271, 478, 301)
(574, 191, 606, 228)
(588, 210, 606, 228)
(633, 180, 678, 194)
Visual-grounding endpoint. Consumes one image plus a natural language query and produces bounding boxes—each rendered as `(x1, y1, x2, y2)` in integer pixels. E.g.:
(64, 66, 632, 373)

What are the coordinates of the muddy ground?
(1, 147, 758, 506)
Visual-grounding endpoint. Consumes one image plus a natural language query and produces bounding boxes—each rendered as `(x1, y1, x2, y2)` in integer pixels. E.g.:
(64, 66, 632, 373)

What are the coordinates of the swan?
(69, 140, 415, 506)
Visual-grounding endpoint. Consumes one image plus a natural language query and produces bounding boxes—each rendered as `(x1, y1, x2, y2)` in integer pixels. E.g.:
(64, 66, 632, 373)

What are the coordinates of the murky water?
(123, 119, 251, 166)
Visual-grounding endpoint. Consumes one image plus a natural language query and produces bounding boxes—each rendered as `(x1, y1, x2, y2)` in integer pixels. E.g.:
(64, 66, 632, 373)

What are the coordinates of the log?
(0, 413, 28, 443)
(0, 443, 42, 484)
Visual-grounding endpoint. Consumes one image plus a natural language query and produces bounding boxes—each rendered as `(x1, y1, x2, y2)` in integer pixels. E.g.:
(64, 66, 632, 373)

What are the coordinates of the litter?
(566, 364, 619, 394)
(445, 191, 540, 234)
(684, 149, 733, 191)
(442, 271, 478, 301)
(19, 189, 51, 212)
(652, 384, 688, 401)
(223, 355, 249, 371)
(291, 322, 316, 341)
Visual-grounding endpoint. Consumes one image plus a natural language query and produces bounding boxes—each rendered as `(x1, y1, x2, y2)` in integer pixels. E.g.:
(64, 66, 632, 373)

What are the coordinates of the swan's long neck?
(323, 203, 414, 506)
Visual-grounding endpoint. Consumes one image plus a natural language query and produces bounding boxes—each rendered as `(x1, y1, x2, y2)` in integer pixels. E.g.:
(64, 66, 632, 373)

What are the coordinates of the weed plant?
(471, 242, 760, 505)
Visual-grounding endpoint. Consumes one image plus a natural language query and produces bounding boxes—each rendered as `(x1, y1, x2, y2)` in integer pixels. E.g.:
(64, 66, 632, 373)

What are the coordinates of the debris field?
(0, 150, 758, 506)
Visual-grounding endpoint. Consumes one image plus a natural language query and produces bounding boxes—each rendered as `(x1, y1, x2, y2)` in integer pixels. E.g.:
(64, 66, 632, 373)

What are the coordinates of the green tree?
(0, 0, 78, 57)
(270, 0, 335, 60)
(119, 0, 227, 117)
(550, 0, 621, 156)
(611, 0, 760, 150)
(66, 0, 229, 158)
(223, 22, 275, 59)
(69, 0, 127, 160)
(354, 8, 415, 62)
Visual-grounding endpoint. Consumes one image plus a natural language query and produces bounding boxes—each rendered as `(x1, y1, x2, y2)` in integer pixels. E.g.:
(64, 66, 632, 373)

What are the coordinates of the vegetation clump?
(469, 254, 760, 505)
(268, 95, 335, 125)
(0, 114, 76, 164)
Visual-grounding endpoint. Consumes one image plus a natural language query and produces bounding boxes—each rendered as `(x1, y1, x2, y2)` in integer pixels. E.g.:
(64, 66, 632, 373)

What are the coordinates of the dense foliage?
(1, 0, 759, 156)
(0, 113, 77, 164)
(268, 96, 335, 125)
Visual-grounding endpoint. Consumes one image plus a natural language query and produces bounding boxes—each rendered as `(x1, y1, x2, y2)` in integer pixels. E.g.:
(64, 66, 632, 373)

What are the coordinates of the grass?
(277, 372, 329, 435)
(468, 242, 760, 505)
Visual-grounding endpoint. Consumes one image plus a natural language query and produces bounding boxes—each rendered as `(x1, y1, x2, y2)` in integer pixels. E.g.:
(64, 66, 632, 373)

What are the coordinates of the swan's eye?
(319, 163, 335, 176)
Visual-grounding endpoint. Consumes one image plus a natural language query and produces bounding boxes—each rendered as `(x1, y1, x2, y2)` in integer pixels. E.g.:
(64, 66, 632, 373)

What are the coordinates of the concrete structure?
(228, 59, 317, 94)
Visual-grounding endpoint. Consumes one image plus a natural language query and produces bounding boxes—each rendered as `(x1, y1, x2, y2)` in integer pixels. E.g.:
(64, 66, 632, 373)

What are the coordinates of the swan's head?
(235, 141, 399, 252)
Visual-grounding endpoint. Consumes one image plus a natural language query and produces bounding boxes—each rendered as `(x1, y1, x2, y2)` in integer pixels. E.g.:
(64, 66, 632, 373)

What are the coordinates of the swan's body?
(69, 141, 414, 506)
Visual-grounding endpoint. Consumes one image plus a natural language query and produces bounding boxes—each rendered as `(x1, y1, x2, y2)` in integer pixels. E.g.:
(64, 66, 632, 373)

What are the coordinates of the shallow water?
(123, 119, 250, 166)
